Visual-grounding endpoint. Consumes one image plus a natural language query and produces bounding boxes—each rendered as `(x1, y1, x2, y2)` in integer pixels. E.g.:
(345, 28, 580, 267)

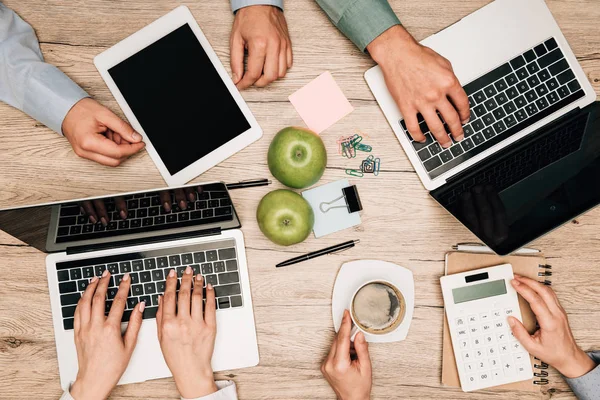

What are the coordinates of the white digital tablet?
(94, 6, 262, 186)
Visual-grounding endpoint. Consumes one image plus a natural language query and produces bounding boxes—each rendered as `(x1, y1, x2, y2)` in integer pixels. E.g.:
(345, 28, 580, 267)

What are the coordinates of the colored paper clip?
(346, 169, 364, 177)
(373, 157, 381, 176)
(342, 141, 356, 158)
(355, 143, 372, 152)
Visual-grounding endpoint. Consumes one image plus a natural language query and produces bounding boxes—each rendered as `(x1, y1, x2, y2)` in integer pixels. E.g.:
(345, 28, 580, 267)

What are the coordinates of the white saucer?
(332, 260, 415, 343)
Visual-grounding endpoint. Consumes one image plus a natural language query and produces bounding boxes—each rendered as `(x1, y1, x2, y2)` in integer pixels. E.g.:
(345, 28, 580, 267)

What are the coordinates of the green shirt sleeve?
(315, 0, 401, 52)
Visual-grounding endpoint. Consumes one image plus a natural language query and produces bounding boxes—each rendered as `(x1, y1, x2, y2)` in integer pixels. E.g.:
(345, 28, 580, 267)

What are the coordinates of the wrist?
(556, 348, 597, 378)
(366, 25, 417, 65)
(174, 370, 218, 399)
(70, 378, 112, 400)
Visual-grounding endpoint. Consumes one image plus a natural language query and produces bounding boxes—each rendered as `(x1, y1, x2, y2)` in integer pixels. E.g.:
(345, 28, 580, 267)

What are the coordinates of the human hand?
(62, 98, 145, 166)
(367, 25, 470, 148)
(321, 310, 372, 400)
(156, 267, 218, 398)
(230, 5, 292, 89)
(508, 275, 596, 378)
(69, 271, 144, 400)
(80, 196, 127, 226)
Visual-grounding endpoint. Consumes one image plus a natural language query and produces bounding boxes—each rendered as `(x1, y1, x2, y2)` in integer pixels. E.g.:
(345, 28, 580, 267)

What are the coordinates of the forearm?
(314, 0, 400, 52)
(0, 4, 88, 134)
(564, 351, 600, 400)
(230, 0, 283, 13)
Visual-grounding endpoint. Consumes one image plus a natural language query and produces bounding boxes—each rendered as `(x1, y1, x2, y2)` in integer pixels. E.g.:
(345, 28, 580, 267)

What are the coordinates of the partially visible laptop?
(365, 0, 600, 254)
(0, 182, 259, 389)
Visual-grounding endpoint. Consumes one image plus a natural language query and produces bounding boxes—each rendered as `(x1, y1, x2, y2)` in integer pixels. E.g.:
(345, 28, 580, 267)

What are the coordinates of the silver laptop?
(0, 182, 259, 389)
(365, 0, 596, 191)
(365, 0, 600, 255)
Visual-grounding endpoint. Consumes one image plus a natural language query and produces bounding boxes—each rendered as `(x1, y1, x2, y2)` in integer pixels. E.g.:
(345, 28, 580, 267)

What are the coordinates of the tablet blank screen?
(108, 23, 251, 175)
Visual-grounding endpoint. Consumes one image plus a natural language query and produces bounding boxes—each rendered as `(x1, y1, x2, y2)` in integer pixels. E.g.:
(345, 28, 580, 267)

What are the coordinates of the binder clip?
(319, 185, 363, 214)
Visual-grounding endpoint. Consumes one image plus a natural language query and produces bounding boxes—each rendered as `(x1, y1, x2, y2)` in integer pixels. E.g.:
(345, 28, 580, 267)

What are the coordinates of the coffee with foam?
(351, 281, 405, 334)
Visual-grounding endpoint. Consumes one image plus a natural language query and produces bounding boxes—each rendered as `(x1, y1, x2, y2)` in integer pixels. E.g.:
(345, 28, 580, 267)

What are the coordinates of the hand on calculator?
(321, 310, 372, 400)
(508, 275, 596, 378)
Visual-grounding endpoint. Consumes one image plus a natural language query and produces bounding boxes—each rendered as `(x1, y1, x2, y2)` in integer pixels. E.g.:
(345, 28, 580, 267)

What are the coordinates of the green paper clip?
(355, 143, 372, 152)
(346, 169, 364, 177)
(350, 134, 363, 147)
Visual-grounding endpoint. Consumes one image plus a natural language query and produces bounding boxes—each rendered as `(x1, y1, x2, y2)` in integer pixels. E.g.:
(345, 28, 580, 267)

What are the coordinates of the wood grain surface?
(0, 0, 599, 399)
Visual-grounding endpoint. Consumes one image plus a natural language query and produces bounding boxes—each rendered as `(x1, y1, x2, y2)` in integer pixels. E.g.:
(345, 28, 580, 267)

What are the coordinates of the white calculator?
(440, 264, 533, 392)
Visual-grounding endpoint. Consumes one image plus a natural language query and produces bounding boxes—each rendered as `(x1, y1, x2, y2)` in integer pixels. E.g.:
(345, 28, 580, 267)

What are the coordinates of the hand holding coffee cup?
(350, 280, 406, 341)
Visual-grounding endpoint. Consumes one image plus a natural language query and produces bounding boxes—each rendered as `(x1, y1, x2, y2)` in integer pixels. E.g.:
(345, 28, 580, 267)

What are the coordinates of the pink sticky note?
(289, 72, 354, 134)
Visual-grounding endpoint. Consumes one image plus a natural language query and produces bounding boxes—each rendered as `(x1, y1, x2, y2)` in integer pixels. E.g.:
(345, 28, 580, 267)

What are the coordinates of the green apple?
(256, 189, 314, 246)
(268, 126, 327, 189)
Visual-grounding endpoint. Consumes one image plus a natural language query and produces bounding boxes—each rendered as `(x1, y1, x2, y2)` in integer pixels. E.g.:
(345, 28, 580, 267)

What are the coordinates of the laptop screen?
(431, 102, 600, 255)
(0, 182, 240, 253)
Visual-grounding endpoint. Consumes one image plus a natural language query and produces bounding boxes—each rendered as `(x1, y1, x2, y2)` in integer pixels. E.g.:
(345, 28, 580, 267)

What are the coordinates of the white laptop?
(366, 0, 600, 255)
(95, 6, 262, 186)
(0, 182, 259, 389)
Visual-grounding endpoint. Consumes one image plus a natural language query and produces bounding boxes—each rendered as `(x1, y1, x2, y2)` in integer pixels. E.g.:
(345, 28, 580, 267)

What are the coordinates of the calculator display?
(452, 279, 507, 304)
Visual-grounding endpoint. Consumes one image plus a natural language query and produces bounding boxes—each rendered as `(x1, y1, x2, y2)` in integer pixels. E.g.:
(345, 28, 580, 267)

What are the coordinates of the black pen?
(276, 240, 360, 268)
(226, 179, 272, 190)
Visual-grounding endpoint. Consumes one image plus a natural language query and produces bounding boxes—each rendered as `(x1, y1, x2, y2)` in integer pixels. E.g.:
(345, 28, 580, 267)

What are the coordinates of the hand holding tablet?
(94, 6, 262, 186)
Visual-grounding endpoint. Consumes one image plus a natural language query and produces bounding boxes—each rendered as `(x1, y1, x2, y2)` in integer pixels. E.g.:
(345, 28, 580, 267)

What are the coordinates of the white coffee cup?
(349, 279, 406, 341)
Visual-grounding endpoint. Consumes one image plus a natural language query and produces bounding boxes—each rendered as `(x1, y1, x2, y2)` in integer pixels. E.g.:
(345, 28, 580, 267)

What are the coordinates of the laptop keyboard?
(399, 37, 586, 179)
(438, 111, 588, 207)
(56, 239, 243, 330)
(55, 189, 233, 243)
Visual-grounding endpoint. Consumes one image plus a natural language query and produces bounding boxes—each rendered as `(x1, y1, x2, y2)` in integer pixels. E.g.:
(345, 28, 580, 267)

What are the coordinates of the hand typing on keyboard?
(156, 267, 219, 398)
(69, 271, 145, 400)
(507, 275, 597, 379)
(366, 25, 470, 149)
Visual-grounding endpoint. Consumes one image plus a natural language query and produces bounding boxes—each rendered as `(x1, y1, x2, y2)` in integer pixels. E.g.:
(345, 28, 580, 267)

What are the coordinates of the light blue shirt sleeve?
(315, 0, 401, 52)
(230, 0, 283, 13)
(564, 351, 600, 400)
(59, 380, 238, 400)
(0, 4, 88, 135)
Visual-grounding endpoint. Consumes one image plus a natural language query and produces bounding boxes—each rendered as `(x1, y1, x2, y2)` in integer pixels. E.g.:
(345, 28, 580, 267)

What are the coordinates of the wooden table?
(1, 1, 598, 399)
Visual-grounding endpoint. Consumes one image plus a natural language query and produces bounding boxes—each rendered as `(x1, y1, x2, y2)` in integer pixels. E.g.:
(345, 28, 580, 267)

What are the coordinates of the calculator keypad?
(452, 307, 531, 389)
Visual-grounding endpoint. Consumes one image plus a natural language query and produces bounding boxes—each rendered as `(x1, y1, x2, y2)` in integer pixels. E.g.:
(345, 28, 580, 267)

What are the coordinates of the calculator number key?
(465, 362, 476, 373)
(462, 350, 473, 361)
(471, 337, 483, 348)
(479, 372, 491, 383)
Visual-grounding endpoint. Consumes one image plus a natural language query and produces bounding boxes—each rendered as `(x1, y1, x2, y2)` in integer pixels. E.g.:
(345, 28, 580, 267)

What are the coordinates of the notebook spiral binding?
(533, 264, 552, 385)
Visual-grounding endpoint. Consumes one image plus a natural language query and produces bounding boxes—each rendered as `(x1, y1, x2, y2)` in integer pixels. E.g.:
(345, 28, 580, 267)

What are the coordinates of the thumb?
(353, 332, 372, 372)
(230, 34, 245, 84)
(124, 301, 145, 353)
(100, 109, 142, 143)
(508, 316, 536, 352)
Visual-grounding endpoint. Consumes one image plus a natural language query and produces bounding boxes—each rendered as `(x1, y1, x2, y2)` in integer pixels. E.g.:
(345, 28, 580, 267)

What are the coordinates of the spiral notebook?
(442, 250, 552, 391)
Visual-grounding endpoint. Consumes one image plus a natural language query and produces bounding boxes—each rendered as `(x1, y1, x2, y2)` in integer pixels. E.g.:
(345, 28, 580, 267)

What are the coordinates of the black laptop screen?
(0, 183, 239, 253)
(431, 102, 600, 255)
